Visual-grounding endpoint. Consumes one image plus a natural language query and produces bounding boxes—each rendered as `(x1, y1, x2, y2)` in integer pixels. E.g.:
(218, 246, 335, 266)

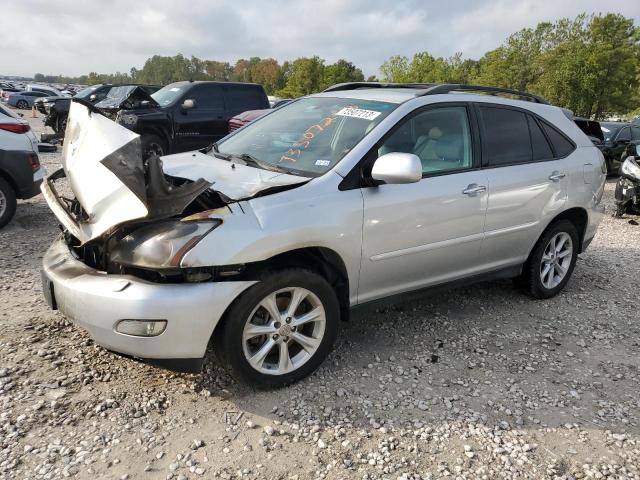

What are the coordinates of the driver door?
(358, 104, 489, 303)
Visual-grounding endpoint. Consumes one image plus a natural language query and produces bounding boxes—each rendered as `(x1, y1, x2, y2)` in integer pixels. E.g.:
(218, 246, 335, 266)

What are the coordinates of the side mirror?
(182, 99, 195, 110)
(371, 152, 422, 184)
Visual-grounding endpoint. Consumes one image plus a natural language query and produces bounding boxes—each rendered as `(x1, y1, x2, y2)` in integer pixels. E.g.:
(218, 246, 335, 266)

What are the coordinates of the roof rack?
(323, 82, 436, 92)
(322, 82, 549, 104)
(422, 84, 549, 104)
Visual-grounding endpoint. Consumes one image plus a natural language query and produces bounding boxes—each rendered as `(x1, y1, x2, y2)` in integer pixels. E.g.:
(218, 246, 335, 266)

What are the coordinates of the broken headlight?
(109, 220, 220, 269)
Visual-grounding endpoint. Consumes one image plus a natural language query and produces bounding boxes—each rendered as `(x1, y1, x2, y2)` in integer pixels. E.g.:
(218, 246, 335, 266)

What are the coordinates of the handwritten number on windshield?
(280, 115, 337, 163)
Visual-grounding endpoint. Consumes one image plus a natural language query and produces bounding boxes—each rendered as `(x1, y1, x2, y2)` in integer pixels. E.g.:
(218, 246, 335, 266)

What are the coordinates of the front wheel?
(519, 220, 579, 299)
(213, 269, 339, 388)
(141, 134, 167, 159)
(16, 100, 29, 110)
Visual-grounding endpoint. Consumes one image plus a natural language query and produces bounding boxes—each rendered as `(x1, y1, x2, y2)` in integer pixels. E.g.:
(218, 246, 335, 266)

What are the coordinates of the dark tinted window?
(541, 122, 575, 157)
(225, 86, 267, 116)
(631, 127, 640, 141)
(616, 127, 631, 142)
(480, 106, 531, 165)
(189, 84, 223, 109)
(527, 115, 553, 160)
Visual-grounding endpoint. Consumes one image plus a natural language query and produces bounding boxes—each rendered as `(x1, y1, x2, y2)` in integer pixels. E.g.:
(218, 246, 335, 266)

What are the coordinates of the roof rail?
(422, 84, 549, 104)
(323, 82, 436, 92)
(322, 82, 549, 104)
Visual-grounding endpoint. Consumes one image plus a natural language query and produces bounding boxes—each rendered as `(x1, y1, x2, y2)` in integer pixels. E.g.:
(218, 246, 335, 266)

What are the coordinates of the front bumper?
(42, 237, 255, 369)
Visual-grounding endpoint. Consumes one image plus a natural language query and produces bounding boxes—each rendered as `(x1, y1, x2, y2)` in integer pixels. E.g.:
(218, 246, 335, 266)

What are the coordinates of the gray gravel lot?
(1, 112, 639, 479)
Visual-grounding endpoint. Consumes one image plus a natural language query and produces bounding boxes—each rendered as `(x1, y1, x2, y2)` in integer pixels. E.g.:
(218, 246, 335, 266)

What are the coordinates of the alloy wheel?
(242, 287, 326, 376)
(539, 232, 573, 289)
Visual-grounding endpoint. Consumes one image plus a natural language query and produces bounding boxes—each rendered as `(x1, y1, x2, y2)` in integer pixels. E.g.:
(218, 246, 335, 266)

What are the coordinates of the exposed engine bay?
(41, 100, 310, 282)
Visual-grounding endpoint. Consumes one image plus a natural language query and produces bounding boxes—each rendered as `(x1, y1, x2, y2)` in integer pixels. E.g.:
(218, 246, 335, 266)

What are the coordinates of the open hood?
(41, 101, 309, 244)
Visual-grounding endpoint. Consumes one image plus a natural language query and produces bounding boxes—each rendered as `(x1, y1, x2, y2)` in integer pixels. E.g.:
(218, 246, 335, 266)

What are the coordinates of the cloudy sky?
(3, 0, 640, 78)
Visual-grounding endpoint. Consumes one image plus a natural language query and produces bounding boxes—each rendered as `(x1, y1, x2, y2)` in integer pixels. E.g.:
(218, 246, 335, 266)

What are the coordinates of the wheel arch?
(536, 207, 589, 255)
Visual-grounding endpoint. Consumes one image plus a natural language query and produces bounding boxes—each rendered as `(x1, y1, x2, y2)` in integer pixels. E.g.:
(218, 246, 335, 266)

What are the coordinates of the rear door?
(477, 104, 570, 268)
(174, 83, 225, 152)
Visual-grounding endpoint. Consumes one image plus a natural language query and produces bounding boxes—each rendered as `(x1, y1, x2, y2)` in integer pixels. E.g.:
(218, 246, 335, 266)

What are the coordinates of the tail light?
(28, 152, 41, 172)
(0, 123, 31, 134)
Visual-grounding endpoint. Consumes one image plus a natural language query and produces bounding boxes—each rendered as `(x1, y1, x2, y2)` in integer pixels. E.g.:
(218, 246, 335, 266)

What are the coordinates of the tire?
(56, 115, 67, 134)
(213, 269, 340, 388)
(0, 177, 17, 229)
(141, 134, 167, 159)
(16, 100, 28, 110)
(519, 220, 579, 299)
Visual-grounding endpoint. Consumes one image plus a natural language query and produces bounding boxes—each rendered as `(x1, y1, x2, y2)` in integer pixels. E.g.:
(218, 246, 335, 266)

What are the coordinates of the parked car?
(228, 109, 269, 131)
(26, 84, 65, 97)
(599, 122, 640, 173)
(113, 80, 269, 157)
(0, 85, 20, 102)
(40, 83, 605, 387)
(229, 99, 293, 131)
(0, 104, 45, 228)
(36, 84, 160, 134)
(7, 91, 55, 109)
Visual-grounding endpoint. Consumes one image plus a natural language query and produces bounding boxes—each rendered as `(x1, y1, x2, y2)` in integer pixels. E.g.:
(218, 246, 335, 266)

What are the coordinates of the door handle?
(462, 184, 487, 196)
(549, 171, 566, 182)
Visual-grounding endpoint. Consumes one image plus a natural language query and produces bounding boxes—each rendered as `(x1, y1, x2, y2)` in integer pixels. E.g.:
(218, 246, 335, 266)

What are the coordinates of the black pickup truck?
(112, 80, 270, 157)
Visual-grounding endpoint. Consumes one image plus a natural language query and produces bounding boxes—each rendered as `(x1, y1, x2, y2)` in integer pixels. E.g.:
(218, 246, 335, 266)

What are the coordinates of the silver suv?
(41, 84, 606, 387)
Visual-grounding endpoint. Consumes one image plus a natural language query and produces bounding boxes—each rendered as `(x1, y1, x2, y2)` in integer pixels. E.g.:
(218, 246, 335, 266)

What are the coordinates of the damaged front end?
(41, 100, 309, 283)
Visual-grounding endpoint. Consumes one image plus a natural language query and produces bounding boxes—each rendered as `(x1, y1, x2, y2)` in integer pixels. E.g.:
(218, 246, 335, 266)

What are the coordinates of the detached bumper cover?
(42, 237, 255, 363)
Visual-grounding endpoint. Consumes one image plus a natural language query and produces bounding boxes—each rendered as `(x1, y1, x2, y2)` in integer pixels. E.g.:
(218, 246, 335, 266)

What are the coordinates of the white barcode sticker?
(315, 159, 331, 166)
(335, 107, 381, 121)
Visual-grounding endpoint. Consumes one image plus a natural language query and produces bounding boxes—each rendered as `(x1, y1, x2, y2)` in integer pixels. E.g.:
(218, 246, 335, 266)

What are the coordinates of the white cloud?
(1, 0, 638, 78)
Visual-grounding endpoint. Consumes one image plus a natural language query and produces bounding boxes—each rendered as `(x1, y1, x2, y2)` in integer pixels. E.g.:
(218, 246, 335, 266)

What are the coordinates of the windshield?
(601, 123, 626, 142)
(215, 97, 396, 176)
(75, 86, 99, 98)
(151, 83, 188, 106)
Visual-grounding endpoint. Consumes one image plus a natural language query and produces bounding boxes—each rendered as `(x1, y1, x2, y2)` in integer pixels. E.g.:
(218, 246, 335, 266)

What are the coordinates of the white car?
(0, 104, 46, 227)
(41, 84, 605, 387)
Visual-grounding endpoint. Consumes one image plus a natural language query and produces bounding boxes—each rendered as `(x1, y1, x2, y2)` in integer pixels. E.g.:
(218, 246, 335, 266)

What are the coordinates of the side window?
(631, 127, 640, 141)
(189, 85, 223, 109)
(527, 115, 553, 160)
(616, 126, 631, 142)
(480, 106, 531, 165)
(376, 106, 473, 175)
(541, 121, 575, 157)
(225, 87, 264, 116)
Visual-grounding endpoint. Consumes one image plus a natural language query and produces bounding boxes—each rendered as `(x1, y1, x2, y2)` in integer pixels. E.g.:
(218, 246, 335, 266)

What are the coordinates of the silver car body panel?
(40, 88, 606, 362)
(42, 237, 256, 359)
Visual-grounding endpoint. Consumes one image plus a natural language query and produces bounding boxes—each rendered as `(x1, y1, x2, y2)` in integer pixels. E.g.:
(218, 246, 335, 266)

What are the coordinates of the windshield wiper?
(231, 153, 294, 174)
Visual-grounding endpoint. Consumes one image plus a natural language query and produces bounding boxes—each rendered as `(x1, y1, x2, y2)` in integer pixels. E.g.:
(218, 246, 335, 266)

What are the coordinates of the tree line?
(33, 13, 639, 119)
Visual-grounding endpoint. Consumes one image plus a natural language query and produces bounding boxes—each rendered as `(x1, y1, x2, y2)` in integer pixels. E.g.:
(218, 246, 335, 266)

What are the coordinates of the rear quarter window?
(541, 121, 575, 158)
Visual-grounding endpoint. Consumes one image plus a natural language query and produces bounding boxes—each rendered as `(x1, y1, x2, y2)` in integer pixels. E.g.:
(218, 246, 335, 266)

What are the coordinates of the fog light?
(115, 319, 167, 337)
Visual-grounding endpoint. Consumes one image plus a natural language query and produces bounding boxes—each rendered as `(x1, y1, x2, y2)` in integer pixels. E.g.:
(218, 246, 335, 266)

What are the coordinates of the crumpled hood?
(94, 86, 160, 111)
(161, 151, 310, 201)
(40, 100, 310, 244)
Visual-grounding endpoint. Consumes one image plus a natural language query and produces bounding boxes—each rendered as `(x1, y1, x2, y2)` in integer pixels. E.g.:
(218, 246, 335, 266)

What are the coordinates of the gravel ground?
(1, 112, 639, 480)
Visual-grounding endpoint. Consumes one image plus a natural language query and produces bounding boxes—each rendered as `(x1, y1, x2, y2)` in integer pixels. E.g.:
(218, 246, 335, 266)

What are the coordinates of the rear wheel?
(0, 177, 17, 229)
(519, 220, 579, 299)
(214, 269, 339, 388)
(16, 100, 28, 109)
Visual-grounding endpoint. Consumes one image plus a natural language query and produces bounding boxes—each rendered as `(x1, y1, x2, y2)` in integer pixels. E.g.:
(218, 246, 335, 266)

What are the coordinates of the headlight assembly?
(109, 220, 220, 269)
(621, 157, 640, 180)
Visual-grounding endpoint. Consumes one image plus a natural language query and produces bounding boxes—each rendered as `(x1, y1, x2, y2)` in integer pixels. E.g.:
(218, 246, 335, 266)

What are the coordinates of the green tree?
(276, 56, 325, 97)
(321, 59, 364, 89)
